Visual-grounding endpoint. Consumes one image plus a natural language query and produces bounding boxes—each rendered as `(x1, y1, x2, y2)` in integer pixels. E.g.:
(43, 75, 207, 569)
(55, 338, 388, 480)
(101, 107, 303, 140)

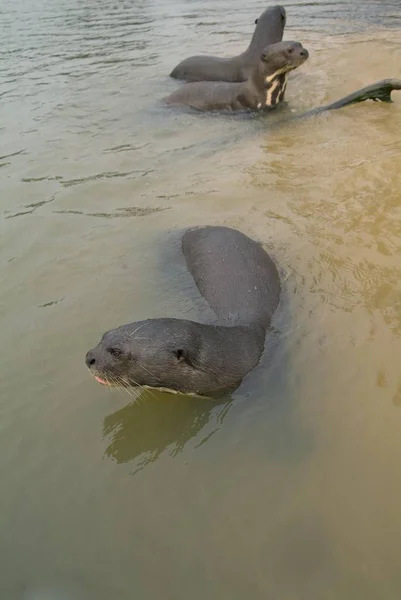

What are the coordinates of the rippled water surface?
(1, 0, 401, 598)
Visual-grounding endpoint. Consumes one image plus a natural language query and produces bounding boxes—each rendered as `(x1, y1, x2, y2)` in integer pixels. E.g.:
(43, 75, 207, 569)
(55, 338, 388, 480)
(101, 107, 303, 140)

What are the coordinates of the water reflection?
(103, 389, 232, 470)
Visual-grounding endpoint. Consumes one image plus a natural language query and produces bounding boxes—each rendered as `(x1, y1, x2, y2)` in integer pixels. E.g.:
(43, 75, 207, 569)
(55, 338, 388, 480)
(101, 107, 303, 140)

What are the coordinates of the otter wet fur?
(170, 5, 286, 83)
(165, 41, 309, 113)
(85, 226, 281, 397)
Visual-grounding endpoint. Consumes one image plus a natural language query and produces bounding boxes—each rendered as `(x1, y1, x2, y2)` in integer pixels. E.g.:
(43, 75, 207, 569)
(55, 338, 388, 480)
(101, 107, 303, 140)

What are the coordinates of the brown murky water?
(1, 0, 401, 598)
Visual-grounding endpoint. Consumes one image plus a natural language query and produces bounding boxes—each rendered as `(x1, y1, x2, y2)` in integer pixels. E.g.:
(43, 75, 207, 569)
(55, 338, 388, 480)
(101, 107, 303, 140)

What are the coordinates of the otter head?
(259, 41, 309, 78)
(253, 41, 308, 108)
(85, 318, 218, 396)
(250, 5, 286, 55)
(255, 5, 286, 27)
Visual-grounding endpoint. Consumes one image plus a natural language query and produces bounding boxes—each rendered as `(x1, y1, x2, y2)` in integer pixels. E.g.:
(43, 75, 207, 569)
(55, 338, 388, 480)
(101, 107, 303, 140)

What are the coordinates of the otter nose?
(85, 350, 96, 368)
(300, 48, 308, 58)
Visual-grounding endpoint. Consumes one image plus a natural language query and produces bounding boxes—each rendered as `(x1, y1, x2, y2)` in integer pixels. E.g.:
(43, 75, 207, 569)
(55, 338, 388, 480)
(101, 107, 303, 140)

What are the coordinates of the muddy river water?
(1, 0, 401, 598)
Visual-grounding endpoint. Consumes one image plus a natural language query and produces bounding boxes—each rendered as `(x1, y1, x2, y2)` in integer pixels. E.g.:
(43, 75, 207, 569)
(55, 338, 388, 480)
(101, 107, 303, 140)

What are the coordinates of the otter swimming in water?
(85, 226, 281, 397)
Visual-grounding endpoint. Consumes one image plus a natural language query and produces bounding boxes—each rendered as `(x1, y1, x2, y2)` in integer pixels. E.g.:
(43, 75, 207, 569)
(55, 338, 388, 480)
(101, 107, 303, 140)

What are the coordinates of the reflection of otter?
(103, 389, 232, 468)
(170, 5, 286, 83)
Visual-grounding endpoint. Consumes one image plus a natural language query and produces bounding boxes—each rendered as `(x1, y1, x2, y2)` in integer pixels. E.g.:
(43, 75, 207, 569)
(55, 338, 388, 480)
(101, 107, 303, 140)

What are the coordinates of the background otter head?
(250, 5, 287, 55)
(259, 41, 309, 78)
(255, 5, 286, 27)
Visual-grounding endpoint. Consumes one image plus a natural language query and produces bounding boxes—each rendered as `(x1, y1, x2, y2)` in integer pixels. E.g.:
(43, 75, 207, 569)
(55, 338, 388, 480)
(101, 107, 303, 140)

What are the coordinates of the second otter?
(170, 5, 287, 83)
(164, 41, 308, 112)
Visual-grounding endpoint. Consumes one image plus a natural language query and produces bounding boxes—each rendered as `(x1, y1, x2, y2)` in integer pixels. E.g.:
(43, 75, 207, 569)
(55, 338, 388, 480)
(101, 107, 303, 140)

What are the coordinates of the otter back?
(182, 226, 280, 328)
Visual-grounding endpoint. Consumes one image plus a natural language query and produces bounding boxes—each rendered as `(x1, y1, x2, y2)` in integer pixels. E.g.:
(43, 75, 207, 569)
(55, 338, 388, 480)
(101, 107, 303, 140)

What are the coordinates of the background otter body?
(170, 5, 286, 82)
(165, 41, 308, 112)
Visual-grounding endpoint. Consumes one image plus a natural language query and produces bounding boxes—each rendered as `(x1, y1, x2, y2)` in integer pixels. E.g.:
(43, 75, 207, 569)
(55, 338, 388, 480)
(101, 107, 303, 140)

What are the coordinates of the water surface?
(1, 0, 401, 598)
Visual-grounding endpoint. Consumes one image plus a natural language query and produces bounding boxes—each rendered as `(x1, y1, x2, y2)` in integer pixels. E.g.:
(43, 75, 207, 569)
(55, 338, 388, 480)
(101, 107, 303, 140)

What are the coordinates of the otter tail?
(291, 78, 401, 120)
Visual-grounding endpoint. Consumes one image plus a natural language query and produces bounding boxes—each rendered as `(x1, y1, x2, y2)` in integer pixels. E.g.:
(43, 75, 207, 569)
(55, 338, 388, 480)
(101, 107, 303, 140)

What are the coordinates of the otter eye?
(107, 347, 122, 357)
(287, 47, 293, 54)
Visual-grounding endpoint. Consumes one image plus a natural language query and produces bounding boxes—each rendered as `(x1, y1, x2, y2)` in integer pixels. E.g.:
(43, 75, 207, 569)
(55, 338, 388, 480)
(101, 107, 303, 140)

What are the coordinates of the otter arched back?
(170, 5, 286, 83)
(182, 226, 280, 328)
(85, 226, 281, 397)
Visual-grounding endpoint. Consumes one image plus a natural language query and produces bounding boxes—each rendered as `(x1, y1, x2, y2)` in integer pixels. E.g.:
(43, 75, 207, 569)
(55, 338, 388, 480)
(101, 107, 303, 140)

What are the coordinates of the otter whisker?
(100, 373, 134, 400)
(107, 375, 122, 391)
(134, 363, 170, 400)
(130, 322, 150, 338)
(115, 375, 136, 398)
(118, 373, 140, 394)
(120, 375, 153, 402)
(131, 375, 160, 401)
(138, 362, 160, 382)
(109, 376, 126, 398)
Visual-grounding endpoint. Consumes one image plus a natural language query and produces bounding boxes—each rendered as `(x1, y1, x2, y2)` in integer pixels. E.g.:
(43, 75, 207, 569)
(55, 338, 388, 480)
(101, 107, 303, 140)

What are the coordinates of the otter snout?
(85, 349, 96, 368)
(85, 345, 114, 386)
(85, 345, 108, 371)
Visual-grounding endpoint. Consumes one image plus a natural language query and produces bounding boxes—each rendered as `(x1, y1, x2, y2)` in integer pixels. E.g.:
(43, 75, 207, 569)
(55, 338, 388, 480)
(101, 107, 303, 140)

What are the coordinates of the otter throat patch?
(264, 72, 288, 108)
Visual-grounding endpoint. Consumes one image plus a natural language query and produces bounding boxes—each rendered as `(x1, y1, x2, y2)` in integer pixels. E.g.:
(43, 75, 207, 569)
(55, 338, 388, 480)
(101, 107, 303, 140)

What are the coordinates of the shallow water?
(1, 0, 401, 598)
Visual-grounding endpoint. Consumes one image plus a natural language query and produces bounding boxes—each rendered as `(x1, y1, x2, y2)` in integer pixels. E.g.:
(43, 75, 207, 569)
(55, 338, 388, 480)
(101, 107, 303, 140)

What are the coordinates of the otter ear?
(255, 18, 258, 24)
(172, 348, 196, 367)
